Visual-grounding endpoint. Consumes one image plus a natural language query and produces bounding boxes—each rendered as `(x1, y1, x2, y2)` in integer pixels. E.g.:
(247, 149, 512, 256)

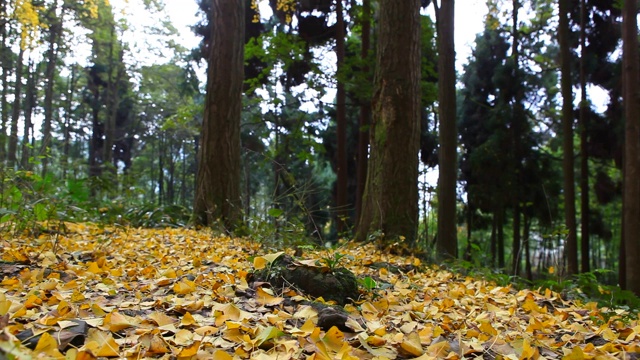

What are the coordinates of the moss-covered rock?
(248, 254, 359, 305)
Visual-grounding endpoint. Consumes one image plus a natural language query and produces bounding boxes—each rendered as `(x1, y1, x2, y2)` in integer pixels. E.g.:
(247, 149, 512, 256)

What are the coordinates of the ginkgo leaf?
(253, 251, 285, 270)
(102, 311, 137, 332)
(254, 325, 284, 347)
(34, 332, 64, 358)
(83, 329, 120, 357)
(256, 287, 284, 306)
(401, 331, 424, 357)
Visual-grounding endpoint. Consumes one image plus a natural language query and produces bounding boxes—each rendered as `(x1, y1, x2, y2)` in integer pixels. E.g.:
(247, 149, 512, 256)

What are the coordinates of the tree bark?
(355, 0, 371, 229)
(40, 0, 61, 177)
(356, 0, 421, 244)
(0, 2, 9, 163)
(8, 47, 24, 169)
(622, 0, 640, 295)
(21, 61, 37, 170)
(579, 0, 590, 273)
(335, 0, 348, 233)
(436, 0, 458, 259)
(559, 0, 578, 275)
(194, 0, 245, 231)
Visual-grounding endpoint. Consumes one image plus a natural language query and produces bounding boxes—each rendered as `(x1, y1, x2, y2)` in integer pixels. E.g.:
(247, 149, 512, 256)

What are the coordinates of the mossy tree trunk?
(355, 0, 421, 243)
(435, 0, 457, 259)
(194, 0, 245, 231)
(622, 0, 640, 295)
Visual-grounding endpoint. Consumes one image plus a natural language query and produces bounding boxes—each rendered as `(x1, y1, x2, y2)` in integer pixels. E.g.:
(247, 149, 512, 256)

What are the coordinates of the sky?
(113, 0, 488, 72)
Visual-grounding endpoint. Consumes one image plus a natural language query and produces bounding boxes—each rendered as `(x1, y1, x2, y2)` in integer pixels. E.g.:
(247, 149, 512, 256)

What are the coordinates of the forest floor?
(0, 224, 639, 359)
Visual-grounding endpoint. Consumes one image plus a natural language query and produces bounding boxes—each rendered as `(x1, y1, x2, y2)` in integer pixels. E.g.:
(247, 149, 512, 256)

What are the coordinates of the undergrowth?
(2, 166, 638, 316)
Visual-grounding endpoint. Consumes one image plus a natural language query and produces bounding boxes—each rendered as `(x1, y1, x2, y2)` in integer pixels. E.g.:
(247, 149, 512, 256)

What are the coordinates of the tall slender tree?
(559, 0, 578, 275)
(578, 0, 590, 273)
(193, 0, 245, 230)
(622, 0, 640, 295)
(356, 0, 421, 244)
(435, 0, 457, 259)
(335, 0, 348, 233)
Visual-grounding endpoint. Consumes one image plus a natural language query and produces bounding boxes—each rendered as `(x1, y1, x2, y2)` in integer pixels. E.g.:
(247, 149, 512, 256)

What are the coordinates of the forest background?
(2, 0, 640, 302)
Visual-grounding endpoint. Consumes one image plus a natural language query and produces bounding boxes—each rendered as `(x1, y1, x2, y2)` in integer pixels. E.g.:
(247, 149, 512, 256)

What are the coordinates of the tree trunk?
(21, 61, 37, 170)
(335, 0, 348, 233)
(579, 0, 590, 274)
(622, 0, 640, 295)
(356, 0, 421, 244)
(8, 47, 24, 169)
(0, 5, 9, 163)
(62, 65, 78, 178)
(512, 202, 521, 276)
(559, 0, 578, 275)
(524, 211, 532, 281)
(40, 0, 61, 177)
(194, 0, 245, 231)
(355, 0, 371, 229)
(435, 0, 458, 259)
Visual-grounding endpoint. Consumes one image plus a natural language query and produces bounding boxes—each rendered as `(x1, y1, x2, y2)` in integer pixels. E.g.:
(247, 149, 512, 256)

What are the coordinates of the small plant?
(358, 276, 378, 292)
(317, 252, 353, 271)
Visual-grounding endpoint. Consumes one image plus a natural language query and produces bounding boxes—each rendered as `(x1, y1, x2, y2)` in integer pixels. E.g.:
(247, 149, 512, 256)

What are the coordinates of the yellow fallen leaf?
(181, 311, 198, 326)
(103, 311, 137, 332)
(256, 287, 284, 306)
(427, 340, 450, 357)
(173, 278, 196, 295)
(253, 251, 285, 270)
(84, 329, 120, 357)
(322, 326, 345, 353)
(401, 331, 424, 357)
(212, 349, 234, 360)
(178, 341, 201, 357)
(35, 332, 64, 358)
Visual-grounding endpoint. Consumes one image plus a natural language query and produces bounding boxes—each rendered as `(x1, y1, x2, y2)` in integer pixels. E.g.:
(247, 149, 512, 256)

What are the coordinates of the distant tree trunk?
(158, 135, 165, 206)
(498, 204, 505, 268)
(40, 0, 61, 177)
(194, 0, 245, 230)
(559, 0, 578, 275)
(622, 0, 640, 295)
(335, 0, 348, 233)
(524, 211, 532, 281)
(355, 0, 371, 229)
(8, 47, 24, 169)
(579, 0, 590, 273)
(512, 202, 521, 276)
(435, 0, 458, 259)
(21, 61, 37, 170)
(0, 7, 9, 163)
(491, 210, 497, 267)
(62, 65, 78, 178)
(356, 0, 421, 244)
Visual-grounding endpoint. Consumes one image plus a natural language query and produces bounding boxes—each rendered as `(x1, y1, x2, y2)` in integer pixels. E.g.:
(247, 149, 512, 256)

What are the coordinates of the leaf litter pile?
(1, 224, 639, 359)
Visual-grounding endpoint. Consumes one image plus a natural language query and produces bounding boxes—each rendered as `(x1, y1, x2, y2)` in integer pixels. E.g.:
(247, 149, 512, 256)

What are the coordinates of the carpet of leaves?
(1, 224, 639, 359)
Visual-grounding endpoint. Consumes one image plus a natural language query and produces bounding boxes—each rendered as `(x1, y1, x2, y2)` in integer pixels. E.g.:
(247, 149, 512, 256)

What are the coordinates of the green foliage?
(317, 252, 353, 271)
(0, 168, 84, 235)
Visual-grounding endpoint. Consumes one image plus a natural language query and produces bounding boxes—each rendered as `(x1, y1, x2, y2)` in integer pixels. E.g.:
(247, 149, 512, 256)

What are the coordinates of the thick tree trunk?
(8, 47, 24, 169)
(356, 0, 421, 244)
(436, 0, 458, 259)
(579, 0, 590, 273)
(40, 0, 61, 177)
(335, 0, 348, 233)
(194, 0, 245, 231)
(355, 0, 371, 229)
(559, 0, 578, 275)
(622, 0, 640, 295)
